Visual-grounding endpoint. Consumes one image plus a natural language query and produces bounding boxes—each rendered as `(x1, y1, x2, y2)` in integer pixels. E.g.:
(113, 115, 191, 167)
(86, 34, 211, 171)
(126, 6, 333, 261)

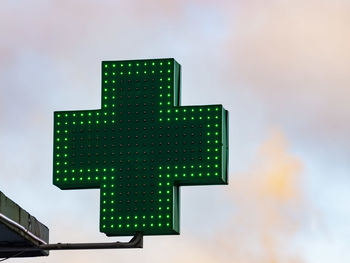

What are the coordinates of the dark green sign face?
(53, 58, 228, 236)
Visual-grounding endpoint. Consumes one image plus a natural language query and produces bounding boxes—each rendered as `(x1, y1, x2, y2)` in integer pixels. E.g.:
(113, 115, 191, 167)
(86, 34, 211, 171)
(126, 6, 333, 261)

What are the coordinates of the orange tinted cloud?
(256, 131, 302, 201)
(213, 130, 306, 263)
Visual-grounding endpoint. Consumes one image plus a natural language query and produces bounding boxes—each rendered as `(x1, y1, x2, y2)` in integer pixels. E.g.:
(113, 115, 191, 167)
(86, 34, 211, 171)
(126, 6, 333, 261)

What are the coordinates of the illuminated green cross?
(53, 58, 228, 236)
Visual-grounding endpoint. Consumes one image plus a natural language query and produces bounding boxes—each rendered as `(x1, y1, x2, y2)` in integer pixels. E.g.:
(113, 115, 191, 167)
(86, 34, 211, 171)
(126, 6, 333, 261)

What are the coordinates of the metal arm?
(38, 232, 143, 250)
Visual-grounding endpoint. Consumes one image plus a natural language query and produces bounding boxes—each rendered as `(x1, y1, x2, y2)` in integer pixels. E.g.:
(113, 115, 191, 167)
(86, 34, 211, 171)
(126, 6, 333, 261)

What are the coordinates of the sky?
(0, 0, 349, 262)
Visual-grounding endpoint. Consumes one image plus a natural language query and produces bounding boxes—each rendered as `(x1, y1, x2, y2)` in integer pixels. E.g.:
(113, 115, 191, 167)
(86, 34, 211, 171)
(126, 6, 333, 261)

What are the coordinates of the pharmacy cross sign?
(53, 58, 229, 236)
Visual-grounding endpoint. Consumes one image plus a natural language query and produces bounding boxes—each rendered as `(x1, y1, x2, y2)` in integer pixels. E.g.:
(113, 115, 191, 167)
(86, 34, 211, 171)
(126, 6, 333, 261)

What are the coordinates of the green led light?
(53, 58, 228, 237)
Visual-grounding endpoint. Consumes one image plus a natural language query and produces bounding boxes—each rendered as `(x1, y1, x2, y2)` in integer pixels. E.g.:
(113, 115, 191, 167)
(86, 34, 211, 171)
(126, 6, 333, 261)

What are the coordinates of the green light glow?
(53, 58, 229, 236)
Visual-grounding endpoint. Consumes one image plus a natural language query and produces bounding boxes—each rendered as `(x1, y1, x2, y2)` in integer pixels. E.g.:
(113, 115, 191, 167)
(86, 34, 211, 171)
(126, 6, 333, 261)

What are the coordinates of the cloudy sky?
(1, 0, 349, 262)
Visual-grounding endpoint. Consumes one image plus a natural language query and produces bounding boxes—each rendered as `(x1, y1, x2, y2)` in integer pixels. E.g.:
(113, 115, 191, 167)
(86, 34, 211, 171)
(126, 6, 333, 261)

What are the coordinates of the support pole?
(38, 232, 143, 250)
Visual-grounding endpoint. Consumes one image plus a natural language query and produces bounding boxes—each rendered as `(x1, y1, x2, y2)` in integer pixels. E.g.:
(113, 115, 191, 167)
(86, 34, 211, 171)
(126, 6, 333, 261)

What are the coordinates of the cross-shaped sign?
(53, 58, 228, 236)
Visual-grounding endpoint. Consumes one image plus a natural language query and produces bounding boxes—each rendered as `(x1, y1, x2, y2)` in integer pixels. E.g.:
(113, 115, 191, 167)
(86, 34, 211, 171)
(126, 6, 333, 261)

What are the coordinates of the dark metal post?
(39, 232, 143, 250)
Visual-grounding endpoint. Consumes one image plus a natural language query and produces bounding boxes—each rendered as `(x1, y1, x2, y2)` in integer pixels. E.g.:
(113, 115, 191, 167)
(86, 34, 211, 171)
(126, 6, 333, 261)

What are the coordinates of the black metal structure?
(0, 191, 49, 258)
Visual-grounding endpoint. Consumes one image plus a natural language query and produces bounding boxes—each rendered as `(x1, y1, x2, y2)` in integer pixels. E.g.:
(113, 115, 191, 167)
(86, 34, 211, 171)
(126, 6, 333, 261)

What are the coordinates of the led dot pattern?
(53, 58, 229, 236)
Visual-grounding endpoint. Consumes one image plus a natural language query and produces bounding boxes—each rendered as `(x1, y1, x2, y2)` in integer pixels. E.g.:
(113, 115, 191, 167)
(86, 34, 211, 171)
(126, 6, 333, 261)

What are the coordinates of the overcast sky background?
(0, 1, 349, 262)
